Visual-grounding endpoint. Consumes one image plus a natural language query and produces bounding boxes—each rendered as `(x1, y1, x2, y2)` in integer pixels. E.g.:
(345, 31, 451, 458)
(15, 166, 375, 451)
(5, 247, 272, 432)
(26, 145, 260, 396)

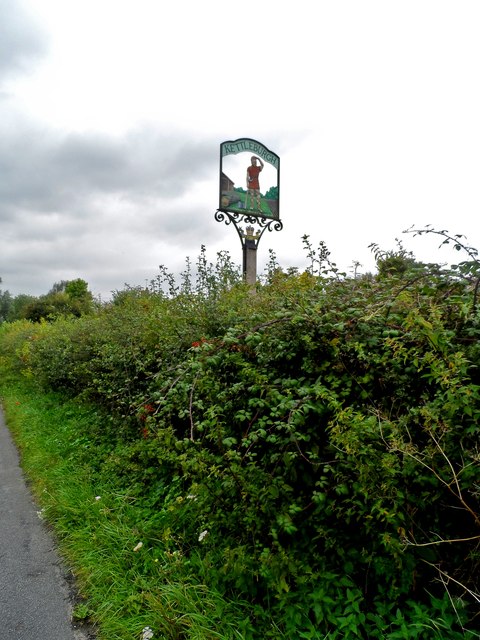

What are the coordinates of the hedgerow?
(0, 233, 479, 638)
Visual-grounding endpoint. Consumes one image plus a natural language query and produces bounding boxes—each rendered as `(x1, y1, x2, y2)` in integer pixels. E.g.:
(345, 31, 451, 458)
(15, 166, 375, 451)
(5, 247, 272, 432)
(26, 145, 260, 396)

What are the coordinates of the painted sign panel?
(219, 138, 280, 221)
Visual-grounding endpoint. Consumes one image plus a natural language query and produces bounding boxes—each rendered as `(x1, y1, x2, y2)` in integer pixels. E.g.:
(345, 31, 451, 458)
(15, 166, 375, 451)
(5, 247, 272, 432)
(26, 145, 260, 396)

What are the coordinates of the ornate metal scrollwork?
(215, 209, 283, 241)
(215, 209, 283, 282)
(255, 216, 284, 234)
(214, 209, 236, 226)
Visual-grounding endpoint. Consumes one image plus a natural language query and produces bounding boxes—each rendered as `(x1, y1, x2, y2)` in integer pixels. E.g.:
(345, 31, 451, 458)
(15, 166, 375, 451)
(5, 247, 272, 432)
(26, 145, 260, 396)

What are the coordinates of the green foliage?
(6, 293, 37, 321)
(0, 278, 95, 324)
(19, 278, 95, 322)
(65, 278, 93, 301)
(1, 236, 479, 638)
(0, 288, 13, 322)
(369, 239, 420, 278)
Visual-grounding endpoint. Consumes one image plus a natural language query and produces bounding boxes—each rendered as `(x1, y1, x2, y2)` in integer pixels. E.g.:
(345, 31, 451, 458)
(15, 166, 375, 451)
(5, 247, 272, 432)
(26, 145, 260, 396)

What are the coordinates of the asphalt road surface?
(0, 408, 90, 639)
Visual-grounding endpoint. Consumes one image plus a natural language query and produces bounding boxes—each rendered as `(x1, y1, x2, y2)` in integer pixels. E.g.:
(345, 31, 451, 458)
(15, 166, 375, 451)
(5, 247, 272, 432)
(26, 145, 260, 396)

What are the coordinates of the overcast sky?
(1, 0, 480, 299)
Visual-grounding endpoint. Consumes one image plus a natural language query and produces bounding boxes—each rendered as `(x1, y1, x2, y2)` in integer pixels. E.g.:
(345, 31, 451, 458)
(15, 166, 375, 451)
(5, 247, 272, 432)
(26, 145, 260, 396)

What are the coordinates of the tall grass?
(0, 381, 251, 640)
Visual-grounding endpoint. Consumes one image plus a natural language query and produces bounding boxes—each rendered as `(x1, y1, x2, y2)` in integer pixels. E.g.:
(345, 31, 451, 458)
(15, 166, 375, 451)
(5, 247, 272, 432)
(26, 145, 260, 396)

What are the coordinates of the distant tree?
(22, 293, 70, 322)
(21, 299, 55, 322)
(49, 280, 69, 294)
(8, 294, 37, 321)
(65, 278, 92, 302)
(22, 279, 94, 322)
(369, 239, 422, 278)
(0, 289, 13, 323)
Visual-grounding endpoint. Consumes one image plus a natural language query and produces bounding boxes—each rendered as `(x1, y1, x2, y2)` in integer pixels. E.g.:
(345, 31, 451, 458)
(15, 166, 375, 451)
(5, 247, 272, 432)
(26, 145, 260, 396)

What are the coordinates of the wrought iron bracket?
(214, 209, 283, 248)
(215, 209, 283, 282)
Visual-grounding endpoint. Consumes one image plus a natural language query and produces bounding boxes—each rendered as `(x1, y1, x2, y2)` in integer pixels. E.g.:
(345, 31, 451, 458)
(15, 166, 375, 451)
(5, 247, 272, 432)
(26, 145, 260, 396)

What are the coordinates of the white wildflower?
(95, 496, 101, 501)
(198, 529, 209, 542)
(133, 542, 143, 552)
(186, 494, 198, 501)
(142, 626, 154, 640)
(36, 509, 45, 520)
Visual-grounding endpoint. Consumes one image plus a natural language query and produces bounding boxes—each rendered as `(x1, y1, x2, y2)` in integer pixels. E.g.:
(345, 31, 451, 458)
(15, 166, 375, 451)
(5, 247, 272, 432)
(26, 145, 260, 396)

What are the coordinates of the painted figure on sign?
(246, 155, 264, 210)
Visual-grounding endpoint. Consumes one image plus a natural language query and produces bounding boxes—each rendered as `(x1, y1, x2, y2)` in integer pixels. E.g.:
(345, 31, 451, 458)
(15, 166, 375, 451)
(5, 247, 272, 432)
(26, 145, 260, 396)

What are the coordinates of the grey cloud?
(0, 125, 218, 213)
(0, 0, 46, 81)
(0, 119, 224, 297)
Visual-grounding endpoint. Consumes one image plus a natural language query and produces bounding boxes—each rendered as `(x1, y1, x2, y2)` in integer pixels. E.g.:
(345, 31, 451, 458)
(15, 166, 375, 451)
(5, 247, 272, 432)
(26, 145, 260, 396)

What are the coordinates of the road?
(0, 408, 91, 639)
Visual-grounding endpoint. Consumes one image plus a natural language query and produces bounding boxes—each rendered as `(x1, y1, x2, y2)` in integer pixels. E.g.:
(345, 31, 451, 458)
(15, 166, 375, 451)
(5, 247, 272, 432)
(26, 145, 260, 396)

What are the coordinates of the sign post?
(215, 138, 282, 284)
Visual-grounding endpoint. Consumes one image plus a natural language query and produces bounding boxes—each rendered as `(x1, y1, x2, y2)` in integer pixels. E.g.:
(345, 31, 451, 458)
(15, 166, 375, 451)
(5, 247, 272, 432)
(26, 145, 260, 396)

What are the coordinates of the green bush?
(0, 237, 479, 638)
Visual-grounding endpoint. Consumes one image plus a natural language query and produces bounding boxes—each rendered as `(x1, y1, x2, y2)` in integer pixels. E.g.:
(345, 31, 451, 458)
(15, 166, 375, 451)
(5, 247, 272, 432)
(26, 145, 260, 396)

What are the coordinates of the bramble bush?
(0, 232, 479, 638)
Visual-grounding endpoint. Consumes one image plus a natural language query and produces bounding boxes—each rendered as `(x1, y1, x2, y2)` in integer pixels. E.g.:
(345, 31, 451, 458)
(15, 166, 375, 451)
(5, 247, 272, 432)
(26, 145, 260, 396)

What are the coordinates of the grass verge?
(0, 378, 249, 640)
